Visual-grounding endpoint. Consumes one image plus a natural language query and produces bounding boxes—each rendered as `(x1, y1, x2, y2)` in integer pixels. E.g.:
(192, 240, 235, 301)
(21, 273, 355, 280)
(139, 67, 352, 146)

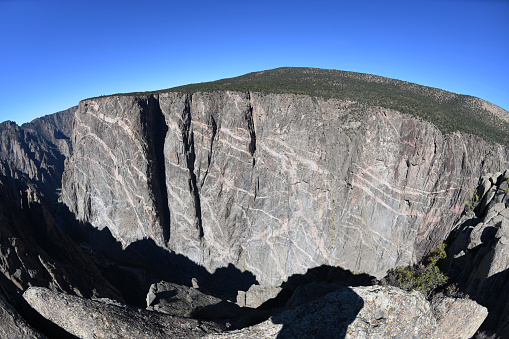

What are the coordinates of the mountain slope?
(95, 67, 509, 146)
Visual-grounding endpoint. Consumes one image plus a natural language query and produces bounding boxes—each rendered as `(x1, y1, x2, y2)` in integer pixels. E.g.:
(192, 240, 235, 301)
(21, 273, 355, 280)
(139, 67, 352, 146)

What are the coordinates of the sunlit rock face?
(62, 91, 509, 285)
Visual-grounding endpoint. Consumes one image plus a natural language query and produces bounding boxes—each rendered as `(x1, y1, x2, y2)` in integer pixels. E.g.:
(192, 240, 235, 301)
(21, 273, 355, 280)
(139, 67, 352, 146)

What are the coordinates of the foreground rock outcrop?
(21, 284, 487, 339)
(446, 170, 509, 335)
(24, 287, 225, 338)
(207, 285, 487, 338)
(431, 293, 489, 339)
(63, 91, 509, 287)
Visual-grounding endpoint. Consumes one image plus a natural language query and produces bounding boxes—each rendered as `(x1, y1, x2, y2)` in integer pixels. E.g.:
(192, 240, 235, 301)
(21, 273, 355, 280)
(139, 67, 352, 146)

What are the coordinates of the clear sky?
(1, 0, 508, 125)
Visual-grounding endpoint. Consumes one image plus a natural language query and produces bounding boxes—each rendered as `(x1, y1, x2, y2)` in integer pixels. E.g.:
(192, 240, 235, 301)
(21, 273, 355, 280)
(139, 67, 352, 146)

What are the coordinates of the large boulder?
(23, 287, 224, 339)
(236, 284, 282, 308)
(146, 281, 256, 320)
(431, 294, 488, 339)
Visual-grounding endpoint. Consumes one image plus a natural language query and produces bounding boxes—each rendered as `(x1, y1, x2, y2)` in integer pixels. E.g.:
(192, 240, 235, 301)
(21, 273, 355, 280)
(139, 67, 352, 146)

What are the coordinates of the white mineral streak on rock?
(63, 91, 509, 286)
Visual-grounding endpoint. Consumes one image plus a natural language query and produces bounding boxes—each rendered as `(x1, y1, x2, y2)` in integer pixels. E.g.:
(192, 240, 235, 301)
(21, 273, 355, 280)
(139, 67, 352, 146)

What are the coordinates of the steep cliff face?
(0, 107, 75, 199)
(445, 170, 509, 334)
(0, 121, 65, 199)
(22, 106, 76, 158)
(62, 91, 509, 285)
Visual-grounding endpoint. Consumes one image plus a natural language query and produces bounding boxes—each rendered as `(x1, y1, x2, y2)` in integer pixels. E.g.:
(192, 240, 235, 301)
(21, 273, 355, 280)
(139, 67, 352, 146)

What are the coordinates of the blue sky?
(1, 0, 508, 124)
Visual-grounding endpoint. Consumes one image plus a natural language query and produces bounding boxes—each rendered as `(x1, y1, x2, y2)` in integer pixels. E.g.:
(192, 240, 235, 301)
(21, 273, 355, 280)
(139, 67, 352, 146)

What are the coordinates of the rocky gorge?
(1, 67, 509, 337)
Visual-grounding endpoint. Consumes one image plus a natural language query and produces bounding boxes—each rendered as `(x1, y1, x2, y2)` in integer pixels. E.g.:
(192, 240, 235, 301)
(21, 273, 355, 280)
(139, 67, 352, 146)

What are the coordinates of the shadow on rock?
(259, 264, 375, 312)
(442, 170, 509, 337)
(234, 265, 373, 338)
(55, 202, 258, 307)
(271, 286, 362, 339)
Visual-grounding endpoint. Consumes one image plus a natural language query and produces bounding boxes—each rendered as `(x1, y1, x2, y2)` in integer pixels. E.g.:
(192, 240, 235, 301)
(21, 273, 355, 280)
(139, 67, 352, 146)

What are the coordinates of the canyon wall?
(62, 91, 509, 285)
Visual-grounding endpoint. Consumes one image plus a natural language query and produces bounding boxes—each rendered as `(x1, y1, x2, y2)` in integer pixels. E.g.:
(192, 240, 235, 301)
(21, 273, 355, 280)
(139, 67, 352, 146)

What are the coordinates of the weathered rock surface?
(0, 292, 46, 339)
(236, 284, 282, 308)
(207, 285, 487, 338)
(446, 170, 509, 335)
(431, 294, 488, 339)
(62, 91, 509, 287)
(24, 286, 224, 338)
(146, 281, 251, 320)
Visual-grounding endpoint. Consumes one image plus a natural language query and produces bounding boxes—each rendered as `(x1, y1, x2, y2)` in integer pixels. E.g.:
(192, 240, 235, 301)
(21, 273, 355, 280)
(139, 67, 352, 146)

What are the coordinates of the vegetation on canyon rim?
(94, 67, 509, 146)
(384, 243, 449, 296)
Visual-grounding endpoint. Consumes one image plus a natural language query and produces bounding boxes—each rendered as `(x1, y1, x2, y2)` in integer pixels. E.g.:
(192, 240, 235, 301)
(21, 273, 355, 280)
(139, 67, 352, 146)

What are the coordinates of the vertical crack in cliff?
(200, 114, 217, 188)
(246, 92, 257, 167)
(140, 96, 171, 243)
(181, 94, 204, 238)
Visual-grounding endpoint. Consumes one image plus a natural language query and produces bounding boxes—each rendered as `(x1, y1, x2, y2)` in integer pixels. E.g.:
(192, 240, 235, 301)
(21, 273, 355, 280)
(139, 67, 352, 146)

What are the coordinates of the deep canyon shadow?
(56, 202, 368, 337)
(55, 201, 258, 306)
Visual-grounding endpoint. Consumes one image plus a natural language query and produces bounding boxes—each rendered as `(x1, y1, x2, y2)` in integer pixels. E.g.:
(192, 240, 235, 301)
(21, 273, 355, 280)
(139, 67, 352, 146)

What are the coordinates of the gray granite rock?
(146, 281, 248, 320)
(0, 292, 46, 339)
(62, 92, 509, 287)
(0, 121, 64, 199)
(21, 106, 76, 159)
(24, 287, 224, 339)
(208, 285, 487, 339)
(0, 108, 74, 200)
(431, 294, 488, 339)
(446, 171, 509, 335)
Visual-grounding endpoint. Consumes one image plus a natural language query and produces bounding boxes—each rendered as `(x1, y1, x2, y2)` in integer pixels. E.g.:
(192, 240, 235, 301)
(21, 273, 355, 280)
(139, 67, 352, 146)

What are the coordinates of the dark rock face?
(0, 293, 45, 339)
(0, 107, 74, 200)
(0, 121, 64, 199)
(0, 175, 123, 301)
(22, 106, 76, 159)
(446, 170, 509, 335)
(23, 287, 224, 339)
(63, 92, 509, 286)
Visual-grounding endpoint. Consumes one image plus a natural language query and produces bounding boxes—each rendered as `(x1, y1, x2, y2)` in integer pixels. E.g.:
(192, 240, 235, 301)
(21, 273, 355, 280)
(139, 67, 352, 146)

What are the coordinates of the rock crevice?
(63, 92, 509, 285)
(180, 94, 204, 238)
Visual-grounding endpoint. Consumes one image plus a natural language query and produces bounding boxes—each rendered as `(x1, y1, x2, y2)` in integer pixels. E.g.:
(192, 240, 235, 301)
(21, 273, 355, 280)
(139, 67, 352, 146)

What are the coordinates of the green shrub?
(385, 243, 448, 296)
